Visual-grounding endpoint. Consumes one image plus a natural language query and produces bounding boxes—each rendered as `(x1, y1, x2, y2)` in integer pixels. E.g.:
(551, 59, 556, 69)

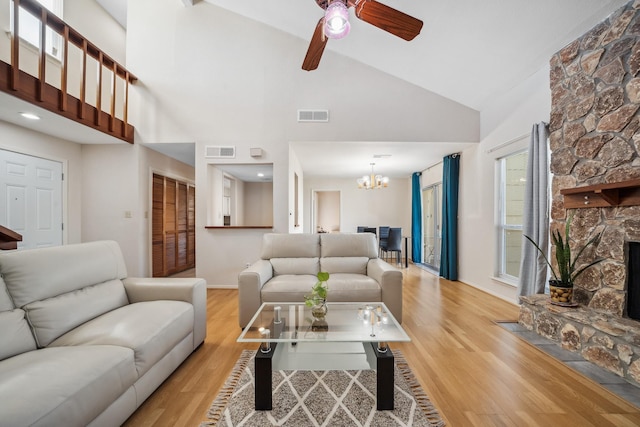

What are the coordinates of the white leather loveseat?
(0, 240, 206, 427)
(238, 233, 403, 328)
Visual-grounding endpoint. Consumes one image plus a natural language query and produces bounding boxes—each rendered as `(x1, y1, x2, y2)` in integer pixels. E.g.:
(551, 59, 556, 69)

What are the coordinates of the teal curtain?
(411, 172, 422, 263)
(440, 154, 460, 280)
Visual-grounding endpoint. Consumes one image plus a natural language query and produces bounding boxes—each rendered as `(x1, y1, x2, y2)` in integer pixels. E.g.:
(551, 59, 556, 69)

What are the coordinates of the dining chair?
(364, 227, 377, 236)
(378, 226, 390, 259)
(386, 227, 402, 266)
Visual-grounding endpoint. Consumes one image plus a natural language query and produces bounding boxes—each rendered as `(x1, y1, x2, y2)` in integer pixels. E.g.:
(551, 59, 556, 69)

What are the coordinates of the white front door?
(0, 149, 63, 249)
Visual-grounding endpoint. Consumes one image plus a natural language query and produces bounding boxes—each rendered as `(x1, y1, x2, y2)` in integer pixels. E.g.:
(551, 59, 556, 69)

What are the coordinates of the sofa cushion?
(0, 309, 36, 361)
(320, 233, 378, 258)
(0, 240, 127, 308)
(271, 257, 319, 276)
(49, 300, 194, 377)
(0, 276, 14, 311)
(325, 273, 381, 302)
(23, 279, 129, 347)
(0, 345, 136, 427)
(261, 274, 318, 302)
(261, 233, 320, 259)
(321, 257, 369, 275)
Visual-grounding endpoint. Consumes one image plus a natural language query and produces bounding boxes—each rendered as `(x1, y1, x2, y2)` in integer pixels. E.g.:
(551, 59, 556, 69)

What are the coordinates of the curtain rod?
(421, 151, 461, 172)
(485, 133, 530, 154)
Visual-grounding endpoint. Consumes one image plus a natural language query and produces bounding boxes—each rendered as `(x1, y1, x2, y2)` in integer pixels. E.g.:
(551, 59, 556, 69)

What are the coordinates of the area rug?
(200, 350, 445, 427)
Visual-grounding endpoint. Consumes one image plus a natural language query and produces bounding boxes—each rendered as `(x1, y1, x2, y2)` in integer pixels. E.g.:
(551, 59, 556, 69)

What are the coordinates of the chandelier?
(357, 163, 389, 189)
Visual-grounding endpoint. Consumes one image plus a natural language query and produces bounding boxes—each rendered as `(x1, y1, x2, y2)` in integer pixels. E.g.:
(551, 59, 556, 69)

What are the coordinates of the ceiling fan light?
(324, 1, 350, 39)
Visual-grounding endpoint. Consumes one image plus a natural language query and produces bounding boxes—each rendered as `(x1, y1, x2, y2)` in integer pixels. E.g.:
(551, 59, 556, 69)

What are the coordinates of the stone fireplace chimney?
(520, 0, 640, 386)
(549, 0, 640, 315)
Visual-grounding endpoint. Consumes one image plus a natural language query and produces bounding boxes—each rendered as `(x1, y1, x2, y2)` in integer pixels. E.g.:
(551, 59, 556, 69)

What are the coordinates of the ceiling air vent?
(297, 109, 329, 123)
(205, 146, 235, 159)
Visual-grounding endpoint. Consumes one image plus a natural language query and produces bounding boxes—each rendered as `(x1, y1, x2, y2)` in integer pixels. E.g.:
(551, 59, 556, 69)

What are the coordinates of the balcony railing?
(1, 0, 137, 143)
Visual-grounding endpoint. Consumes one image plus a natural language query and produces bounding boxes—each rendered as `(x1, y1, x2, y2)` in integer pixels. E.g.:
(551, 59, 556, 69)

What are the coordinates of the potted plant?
(305, 272, 329, 318)
(524, 214, 604, 305)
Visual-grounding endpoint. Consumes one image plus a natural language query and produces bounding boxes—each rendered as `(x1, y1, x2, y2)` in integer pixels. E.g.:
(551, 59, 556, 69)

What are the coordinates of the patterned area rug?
(200, 349, 445, 427)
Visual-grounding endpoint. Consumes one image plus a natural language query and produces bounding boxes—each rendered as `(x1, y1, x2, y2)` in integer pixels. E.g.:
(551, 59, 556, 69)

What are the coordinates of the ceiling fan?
(302, 0, 423, 71)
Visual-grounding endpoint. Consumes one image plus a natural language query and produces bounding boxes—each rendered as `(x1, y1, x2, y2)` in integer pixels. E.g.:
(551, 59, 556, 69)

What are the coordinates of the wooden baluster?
(79, 39, 87, 119)
(123, 72, 129, 139)
(110, 62, 117, 132)
(37, 7, 46, 102)
(96, 51, 103, 126)
(60, 26, 68, 111)
(11, 0, 20, 91)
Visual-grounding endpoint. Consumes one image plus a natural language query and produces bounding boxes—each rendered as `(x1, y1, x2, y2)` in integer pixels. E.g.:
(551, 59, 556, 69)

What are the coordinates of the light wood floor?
(123, 265, 640, 426)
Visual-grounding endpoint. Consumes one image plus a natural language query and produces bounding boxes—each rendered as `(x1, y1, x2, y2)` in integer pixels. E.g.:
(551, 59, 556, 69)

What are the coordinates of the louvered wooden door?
(152, 174, 195, 277)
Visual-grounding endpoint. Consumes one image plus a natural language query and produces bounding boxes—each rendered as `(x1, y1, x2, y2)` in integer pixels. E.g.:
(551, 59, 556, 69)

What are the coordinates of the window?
(11, 0, 63, 59)
(497, 150, 528, 283)
(422, 183, 442, 270)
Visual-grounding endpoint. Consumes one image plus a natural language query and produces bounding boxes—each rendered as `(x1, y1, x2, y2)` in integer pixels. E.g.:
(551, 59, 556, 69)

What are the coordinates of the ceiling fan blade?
(302, 18, 328, 71)
(354, 0, 423, 41)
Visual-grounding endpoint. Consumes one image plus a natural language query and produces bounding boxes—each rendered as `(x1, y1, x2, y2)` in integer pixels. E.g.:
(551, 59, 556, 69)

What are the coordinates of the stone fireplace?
(519, 0, 640, 385)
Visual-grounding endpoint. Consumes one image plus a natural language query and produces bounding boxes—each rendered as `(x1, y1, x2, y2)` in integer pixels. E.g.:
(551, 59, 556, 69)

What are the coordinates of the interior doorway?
(422, 183, 442, 270)
(152, 173, 195, 277)
(0, 149, 63, 249)
(312, 190, 340, 233)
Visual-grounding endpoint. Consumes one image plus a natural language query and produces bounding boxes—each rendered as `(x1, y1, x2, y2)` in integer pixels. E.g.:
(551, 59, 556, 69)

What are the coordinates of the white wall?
(125, 0, 478, 287)
(316, 191, 340, 233)
(457, 66, 551, 304)
(0, 120, 83, 244)
(244, 182, 273, 226)
(81, 144, 140, 272)
(81, 143, 194, 277)
(288, 147, 304, 233)
(303, 176, 411, 236)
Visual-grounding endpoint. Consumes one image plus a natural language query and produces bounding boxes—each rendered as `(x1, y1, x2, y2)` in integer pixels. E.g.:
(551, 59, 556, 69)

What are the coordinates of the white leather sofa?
(238, 233, 403, 328)
(0, 241, 206, 427)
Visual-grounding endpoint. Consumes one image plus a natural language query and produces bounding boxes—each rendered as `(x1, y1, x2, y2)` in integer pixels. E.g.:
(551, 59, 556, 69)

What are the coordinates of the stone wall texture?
(520, 0, 640, 386)
(549, 0, 640, 315)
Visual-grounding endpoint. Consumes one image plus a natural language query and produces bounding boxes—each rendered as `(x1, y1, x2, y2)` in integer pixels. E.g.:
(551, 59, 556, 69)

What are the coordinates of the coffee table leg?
(371, 342, 394, 410)
(255, 343, 277, 410)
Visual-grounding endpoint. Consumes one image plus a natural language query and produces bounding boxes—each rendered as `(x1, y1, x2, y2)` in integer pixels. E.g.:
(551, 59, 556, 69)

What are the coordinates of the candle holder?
(258, 327, 271, 353)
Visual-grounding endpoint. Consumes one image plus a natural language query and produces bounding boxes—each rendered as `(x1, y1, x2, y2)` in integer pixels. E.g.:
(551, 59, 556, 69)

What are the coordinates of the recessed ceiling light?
(20, 112, 40, 120)
(257, 173, 264, 177)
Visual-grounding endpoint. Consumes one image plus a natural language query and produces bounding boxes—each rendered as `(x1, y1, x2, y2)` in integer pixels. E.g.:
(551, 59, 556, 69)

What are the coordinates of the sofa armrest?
(123, 277, 207, 349)
(367, 259, 403, 323)
(238, 260, 273, 328)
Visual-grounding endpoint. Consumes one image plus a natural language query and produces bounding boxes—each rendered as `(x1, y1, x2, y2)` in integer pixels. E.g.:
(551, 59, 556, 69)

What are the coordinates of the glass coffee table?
(237, 302, 410, 411)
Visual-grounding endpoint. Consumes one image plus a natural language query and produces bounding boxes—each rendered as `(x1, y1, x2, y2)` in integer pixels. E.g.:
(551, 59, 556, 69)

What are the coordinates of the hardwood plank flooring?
(123, 265, 640, 426)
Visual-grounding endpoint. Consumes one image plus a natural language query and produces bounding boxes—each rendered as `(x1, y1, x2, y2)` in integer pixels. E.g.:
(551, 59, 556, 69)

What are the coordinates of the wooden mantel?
(0, 225, 22, 250)
(561, 178, 640, 209)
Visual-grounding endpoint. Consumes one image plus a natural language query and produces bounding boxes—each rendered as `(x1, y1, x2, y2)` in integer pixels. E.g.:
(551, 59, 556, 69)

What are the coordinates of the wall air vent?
(205, 146, 236, 158)
(297, 110, 329, 122)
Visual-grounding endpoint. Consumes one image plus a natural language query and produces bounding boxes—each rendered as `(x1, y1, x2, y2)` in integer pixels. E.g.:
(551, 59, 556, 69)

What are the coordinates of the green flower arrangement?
(304, 271, 329, 307)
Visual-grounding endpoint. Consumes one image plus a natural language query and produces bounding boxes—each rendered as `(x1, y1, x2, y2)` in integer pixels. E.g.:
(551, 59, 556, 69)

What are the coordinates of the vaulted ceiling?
(90, 0, 631, 175)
